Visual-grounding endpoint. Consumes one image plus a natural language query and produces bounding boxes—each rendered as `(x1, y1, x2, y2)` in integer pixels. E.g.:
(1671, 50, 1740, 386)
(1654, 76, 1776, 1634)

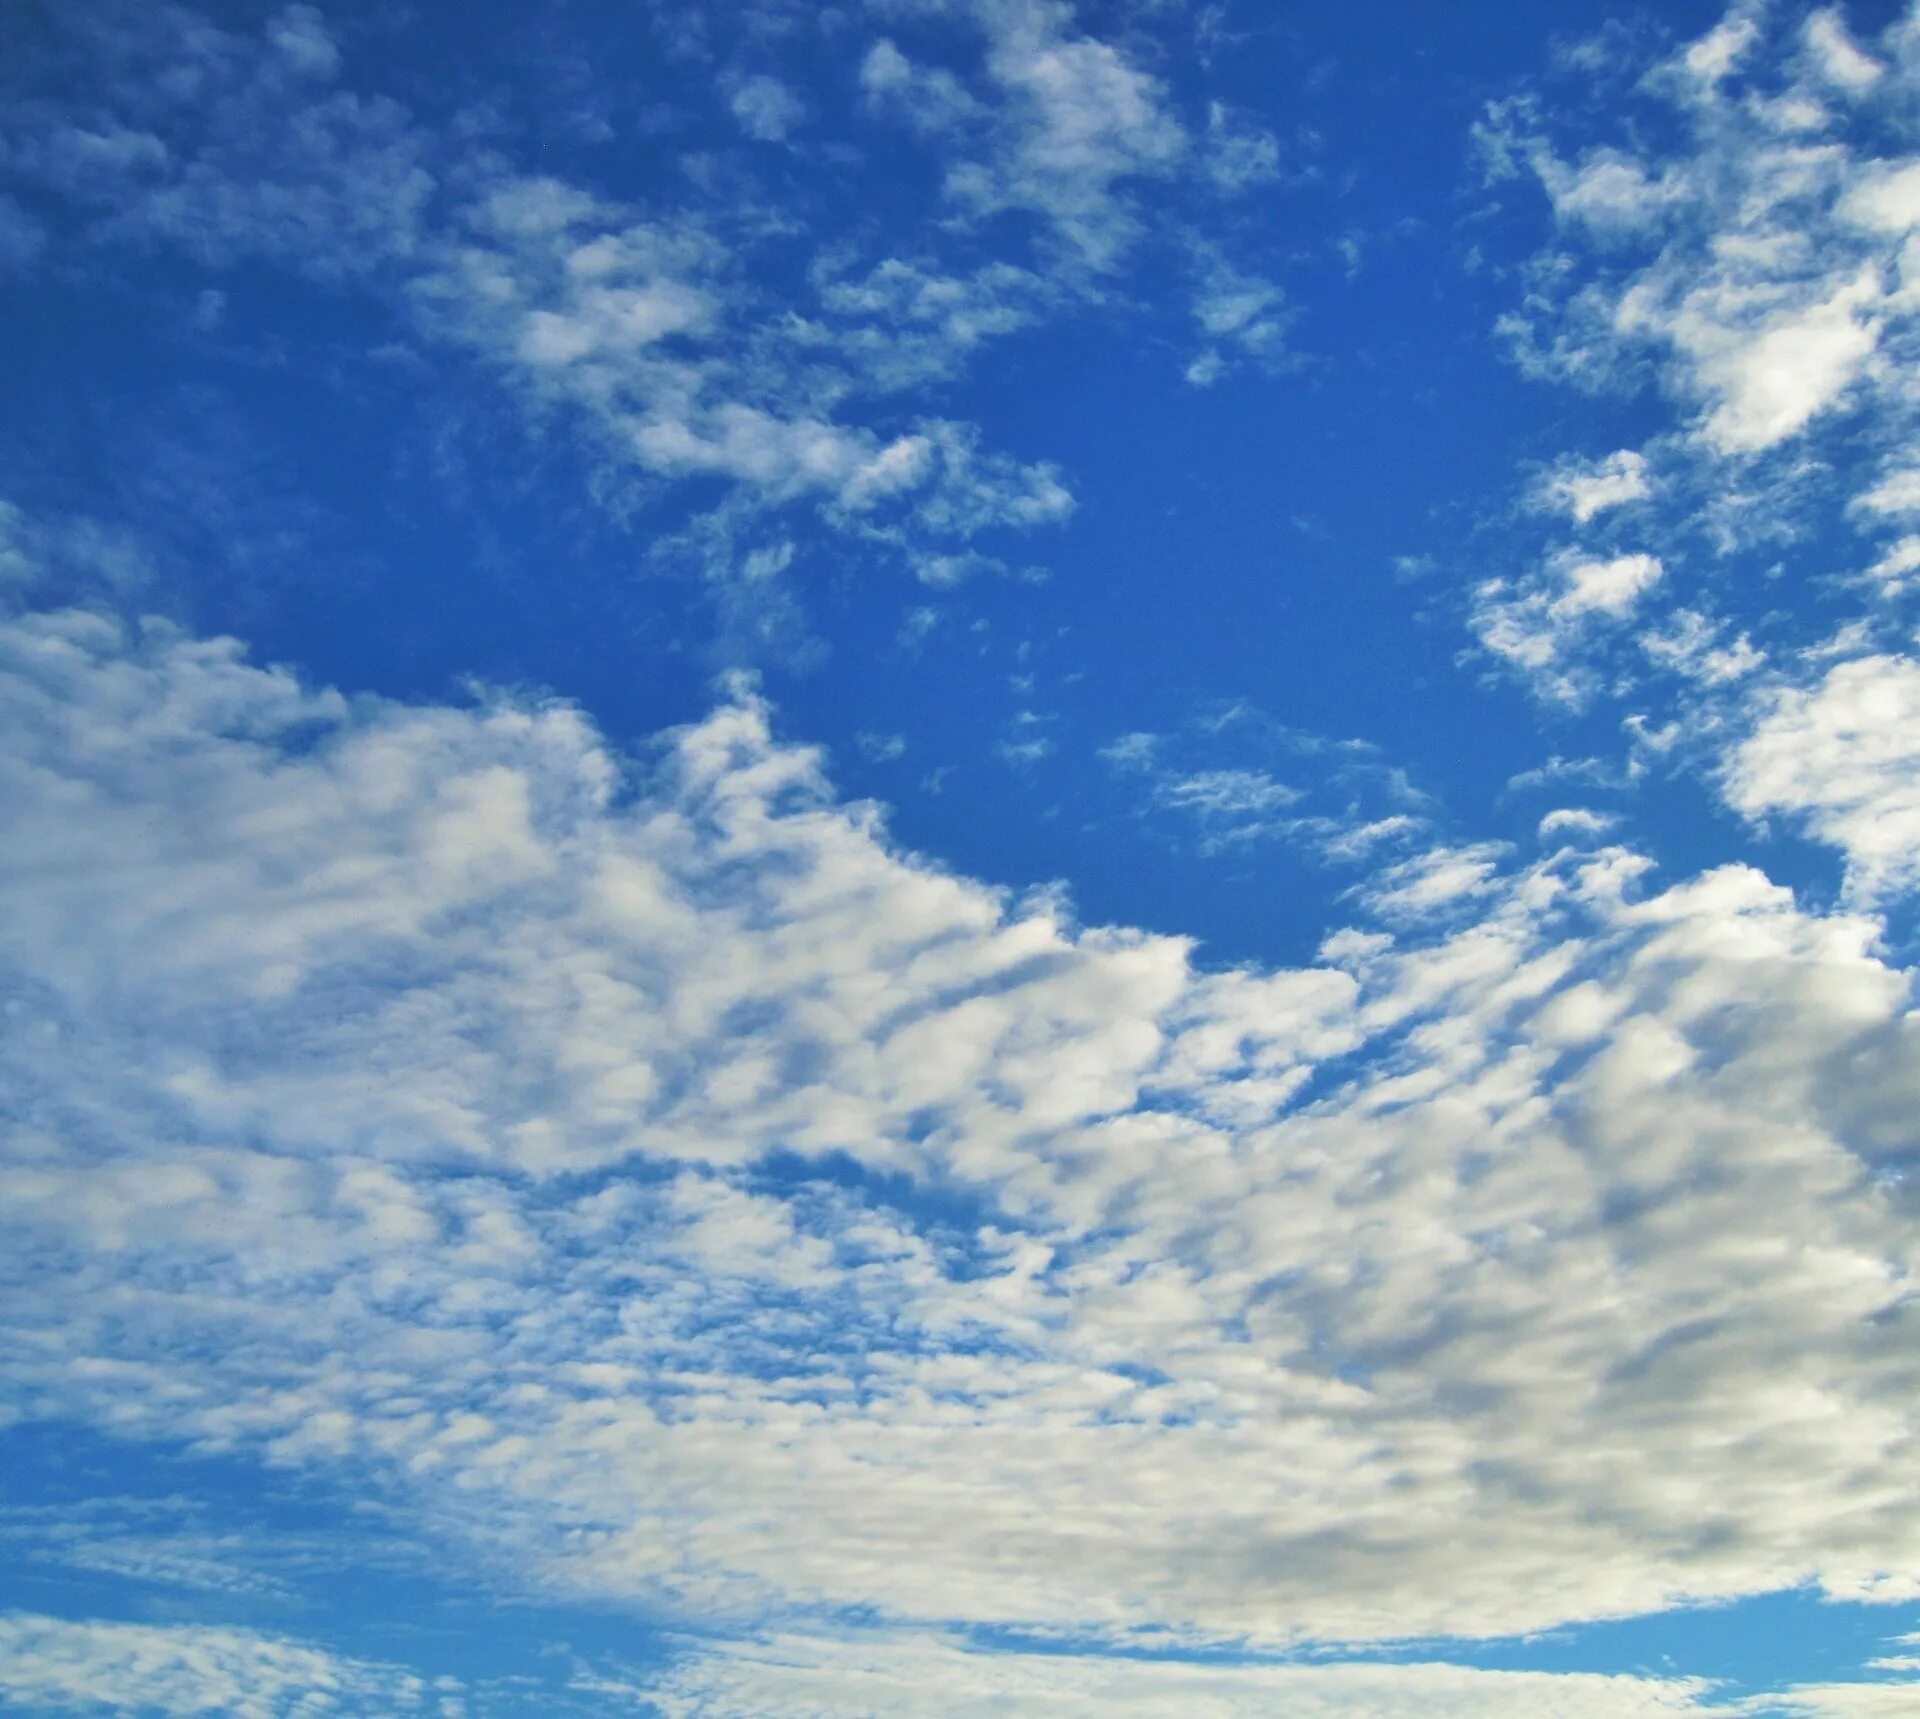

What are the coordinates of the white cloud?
(1639, 608, 1764, 684)
(1356, 839, 1506, 918)
(1101, 708, 1427, 861)
(1537, 149, 1684, 236)
(1202, 101, 1281, 192)
(864, 0, 1186, 271)
(1553, 551, 1664, 617)
(1681, 263, 1884, 454)
(0, 4, 430, 277)
(1734, 1682, 1920, 1718)
(860, 38, 985, 134)
(1185, 253, 1289, 383)
(1863, 535, 1920, 591)
(0, 1613, 431, 1717)
(1470, 551, 1666, 701)
(1184, 347, 1227, 387)
(957, 0, 1186, 267)
(1726, 652, 1920, 902)
(728, 74, 804, 142)
(1682, 10, 1762, 85)
(1542, 449, 1654, 521)
(855, 730, 906, 762)
(0, 4, 1078, 581)
(9, 6, 1920, 1695)
(1498, 9, 1920, 459)
(1854, 465, 1920, 517)
(641, 1629, 1730, 1717)
(816, 257, 1048, 391)
(1838, 161, 1920, 233)
(410, 184, 1075, 538)
(9, 592, 1919, 1661)
(1803, 8, 1885, 94)
(1539, 807, 1618, 841)
(1470, 1, 1920, 944)
(1157, 765, 1298, 818)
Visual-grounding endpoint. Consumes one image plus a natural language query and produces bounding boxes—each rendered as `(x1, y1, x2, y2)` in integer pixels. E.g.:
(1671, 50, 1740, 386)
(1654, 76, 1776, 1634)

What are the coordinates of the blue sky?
(4, 0, 1920, 1713)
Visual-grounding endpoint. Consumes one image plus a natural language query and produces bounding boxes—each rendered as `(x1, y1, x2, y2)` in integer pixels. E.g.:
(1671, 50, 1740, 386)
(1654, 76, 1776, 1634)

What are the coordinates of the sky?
(4, 0, 1920, 1713)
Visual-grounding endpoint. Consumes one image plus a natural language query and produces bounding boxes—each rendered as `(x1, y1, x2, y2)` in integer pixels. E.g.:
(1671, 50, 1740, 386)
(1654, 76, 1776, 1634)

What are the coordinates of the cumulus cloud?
(1803, 7, 1886, 93)
(1470, 550, 1667, 701)
(1468, 0, 1920, 863)
(1540, 448, 1654, 521)
(1726, 652, 1920, 901)
(1495, 7, 1920, 458)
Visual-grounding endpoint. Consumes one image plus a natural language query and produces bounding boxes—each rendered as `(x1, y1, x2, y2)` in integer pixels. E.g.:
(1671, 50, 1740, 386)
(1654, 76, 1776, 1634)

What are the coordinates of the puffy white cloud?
(1539, 807, 1618, 840)
(1803, 8, 1886, 93)
(1554, 550, 1664, 616)
(1726, 652, 1920, 901)
(1541, 449, 1654, 522)
(1473, 0, 1920, 842)
(1470, 550, 1667, 701)
(1838, 160, 1920, 233)
(1677, 264, 1884, 455)
(1683, 10, 1763, 85)
(947, 0, 1186, 269)
(1496, 8, 1920, 458)
(8, 12, 1920, 1697)
(1853, 465, 1920, 518)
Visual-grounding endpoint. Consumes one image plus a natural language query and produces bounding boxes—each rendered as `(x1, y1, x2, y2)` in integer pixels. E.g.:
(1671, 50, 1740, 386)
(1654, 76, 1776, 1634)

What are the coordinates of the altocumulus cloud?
(2, 574, 1920, 1707)
(7, 0, 1920, 1714)
(0, 1613, 439, 1716)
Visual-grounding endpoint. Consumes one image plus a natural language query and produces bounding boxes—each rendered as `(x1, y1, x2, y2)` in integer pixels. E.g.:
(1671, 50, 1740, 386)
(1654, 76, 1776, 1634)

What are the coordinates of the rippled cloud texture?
(4, 1, 1920, 1714)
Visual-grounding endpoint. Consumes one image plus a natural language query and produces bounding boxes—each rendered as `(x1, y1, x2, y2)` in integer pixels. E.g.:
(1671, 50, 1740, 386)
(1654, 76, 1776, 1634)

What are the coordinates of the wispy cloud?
(1726, 651, 1920, 902)
(636, 1627, 1730, 1716)
(0, 1613, 439, 1718)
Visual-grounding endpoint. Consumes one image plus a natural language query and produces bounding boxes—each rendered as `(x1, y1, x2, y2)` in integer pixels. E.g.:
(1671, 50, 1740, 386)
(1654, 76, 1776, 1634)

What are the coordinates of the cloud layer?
(6, 3, 1920, 1714)
(2, 593, 1919, 1691)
